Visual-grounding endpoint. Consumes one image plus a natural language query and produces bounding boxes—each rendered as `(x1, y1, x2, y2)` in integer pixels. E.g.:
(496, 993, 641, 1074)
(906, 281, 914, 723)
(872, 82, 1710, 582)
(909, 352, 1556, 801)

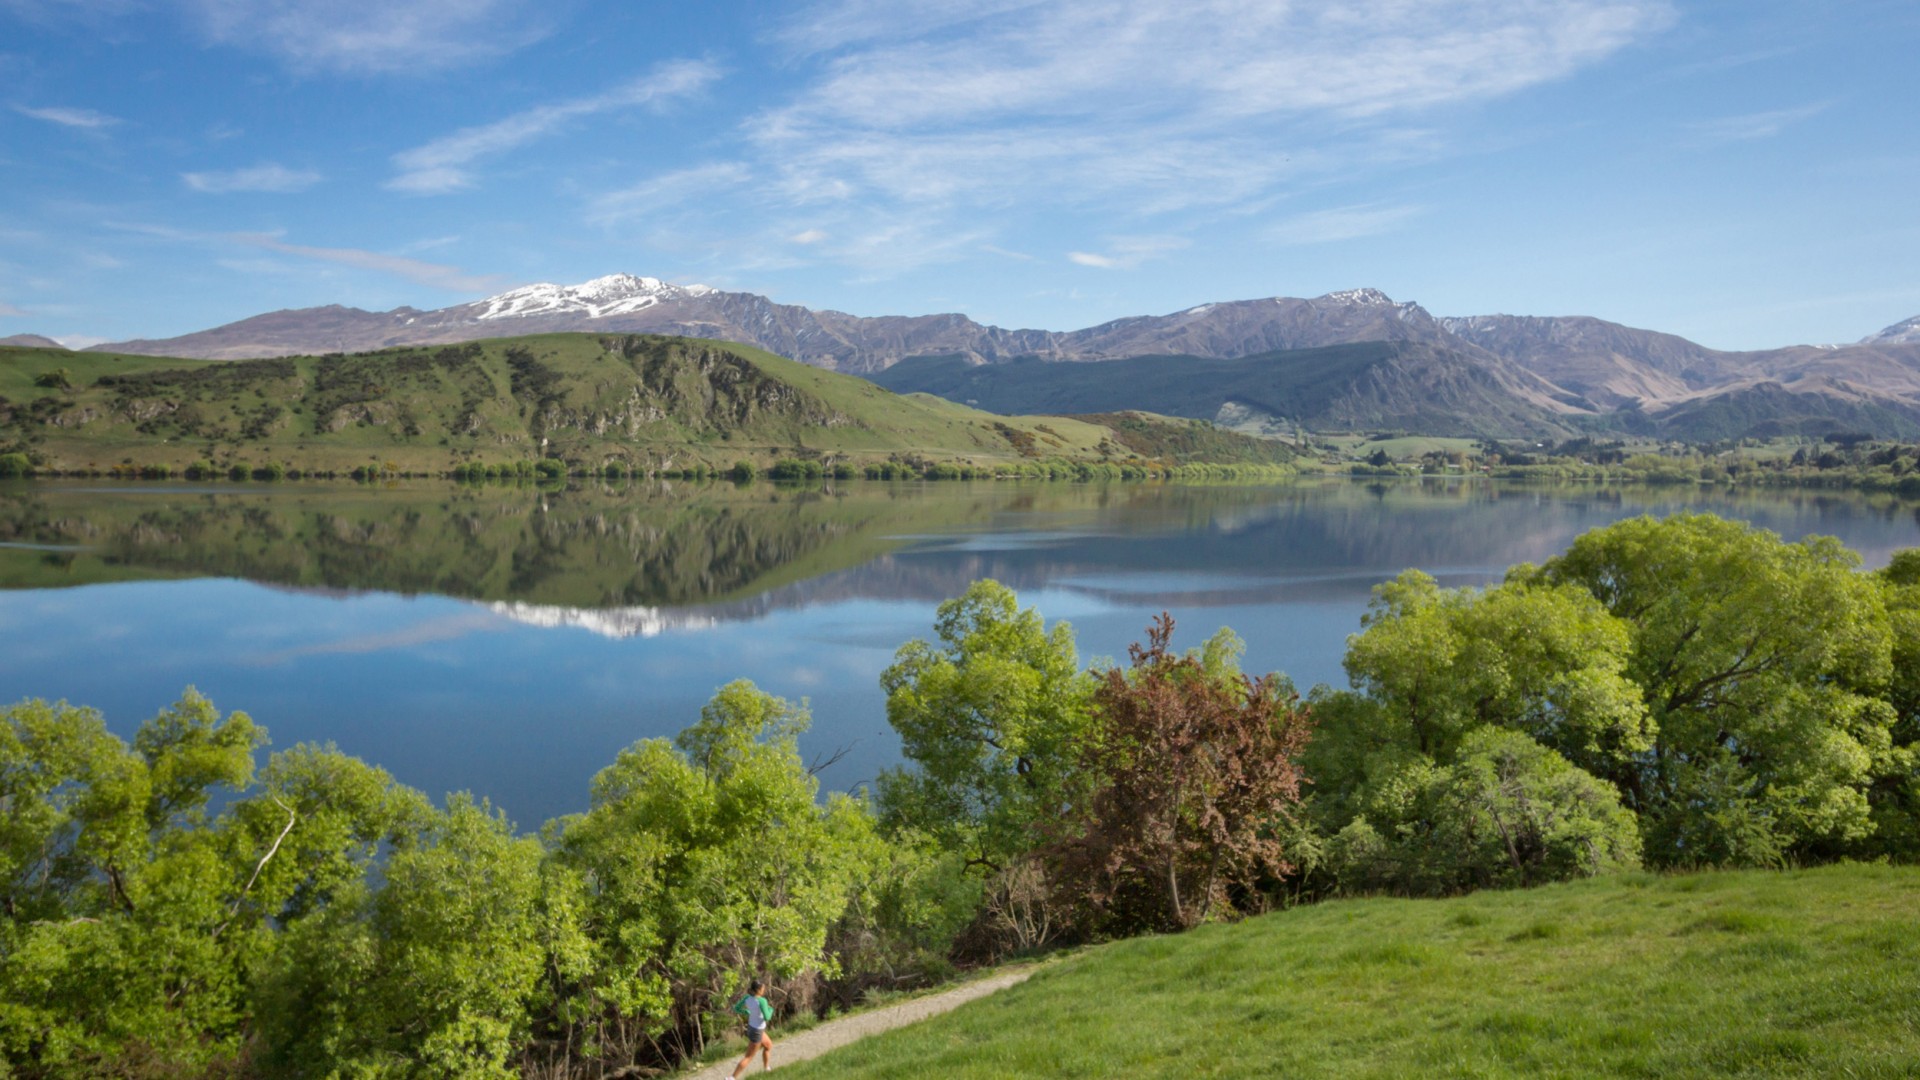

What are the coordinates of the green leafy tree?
(1336, 570, 1650, 775)
(547, 681, 875, 1068)
(875, 580, 1094, 875)
(0, 691, 265, 1078)
(1327, 727, 1641, 895)
(1305, 571, 1650, 862)
(1536, 513, 1896, 866)
(253, 795, 547, 1080)
(1864, 550, 1920, 857)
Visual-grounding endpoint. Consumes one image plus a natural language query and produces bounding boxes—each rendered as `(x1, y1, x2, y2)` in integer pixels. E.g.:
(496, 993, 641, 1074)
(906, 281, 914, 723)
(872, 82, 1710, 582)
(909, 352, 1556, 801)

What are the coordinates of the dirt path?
(689, 967, 1036, 1077)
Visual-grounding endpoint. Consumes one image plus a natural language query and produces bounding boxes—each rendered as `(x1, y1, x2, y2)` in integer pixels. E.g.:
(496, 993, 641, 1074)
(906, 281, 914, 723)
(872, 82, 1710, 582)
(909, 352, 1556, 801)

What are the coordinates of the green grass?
(778, 864, 1920, 1079)
(0, 335, 1294, 475)
(0, 345, 218, 399)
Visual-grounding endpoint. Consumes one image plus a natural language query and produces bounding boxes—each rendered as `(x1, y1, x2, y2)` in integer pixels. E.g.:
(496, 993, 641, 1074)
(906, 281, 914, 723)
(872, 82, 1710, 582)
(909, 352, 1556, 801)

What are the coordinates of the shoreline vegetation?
(1335, 432, 1920, 497)
(7, 335, 1918, 498)
(3, 511, 1915, 1078)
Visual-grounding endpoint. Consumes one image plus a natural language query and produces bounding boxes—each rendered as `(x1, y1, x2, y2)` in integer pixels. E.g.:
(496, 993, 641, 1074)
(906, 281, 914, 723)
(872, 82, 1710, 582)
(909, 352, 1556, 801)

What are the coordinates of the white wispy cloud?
(389, 59, 722, 194)
(13, 103, 119, 129)
(182, 162, 323, 193)
(1066, 235, 1187, 270)
(105, 219, 503, 293)
(589, 161, 749, 220)
(1684, 101, 1833, 145)
(600, 0, 1668, 276)
(753, 0, 1673, 206)
(184, 0, 555, 75)
(232, 234, 505, 292)
(788, 228, 829, 244)
(0, 301, 28, 317)
(1268, 203, 1424, 245)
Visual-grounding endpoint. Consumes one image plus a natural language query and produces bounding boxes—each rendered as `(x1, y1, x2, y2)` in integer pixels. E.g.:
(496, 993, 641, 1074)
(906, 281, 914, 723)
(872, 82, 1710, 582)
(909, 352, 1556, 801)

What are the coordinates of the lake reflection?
(2, 477, 1915, 827)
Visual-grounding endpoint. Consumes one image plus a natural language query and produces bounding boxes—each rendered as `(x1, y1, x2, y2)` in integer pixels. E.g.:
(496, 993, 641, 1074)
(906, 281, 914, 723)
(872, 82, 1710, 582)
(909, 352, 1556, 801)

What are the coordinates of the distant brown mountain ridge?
(72, 274, 1920, 440)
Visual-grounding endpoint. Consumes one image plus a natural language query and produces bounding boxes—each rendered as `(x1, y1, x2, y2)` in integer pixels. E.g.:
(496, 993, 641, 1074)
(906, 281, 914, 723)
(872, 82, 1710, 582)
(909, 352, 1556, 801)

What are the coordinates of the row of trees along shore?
(0, 453, 1289, 484)
(3, 512, 1915, 1079)
(1349, 435, 1920, 496)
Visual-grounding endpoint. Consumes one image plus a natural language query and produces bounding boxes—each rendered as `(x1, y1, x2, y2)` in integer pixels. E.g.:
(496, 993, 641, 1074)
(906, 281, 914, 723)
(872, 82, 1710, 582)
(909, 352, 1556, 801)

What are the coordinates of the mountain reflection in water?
(1, 478, 1914, 826)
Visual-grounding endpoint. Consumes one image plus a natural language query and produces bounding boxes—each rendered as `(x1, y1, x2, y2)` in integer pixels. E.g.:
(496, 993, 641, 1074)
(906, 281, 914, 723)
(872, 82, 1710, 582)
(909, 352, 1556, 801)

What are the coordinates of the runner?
(729, 979, 775, 1076)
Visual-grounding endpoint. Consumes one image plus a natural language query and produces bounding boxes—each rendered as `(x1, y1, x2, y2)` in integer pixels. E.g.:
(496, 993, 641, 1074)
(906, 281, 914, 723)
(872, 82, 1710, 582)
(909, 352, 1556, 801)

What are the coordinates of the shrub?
(1328, 727, 1641, 895)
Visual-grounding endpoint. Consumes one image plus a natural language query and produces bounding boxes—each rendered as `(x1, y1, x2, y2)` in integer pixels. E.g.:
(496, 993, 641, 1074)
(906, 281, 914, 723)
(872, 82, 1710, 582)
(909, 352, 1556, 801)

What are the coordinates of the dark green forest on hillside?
(3, 513, 1916, 1078)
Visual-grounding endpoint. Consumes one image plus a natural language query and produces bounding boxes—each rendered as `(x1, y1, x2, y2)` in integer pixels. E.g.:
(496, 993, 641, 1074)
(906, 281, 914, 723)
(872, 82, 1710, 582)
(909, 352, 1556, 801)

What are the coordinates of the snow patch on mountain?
(1860, 315, 1920, 346)
(471, 273, 716, 321)
(488, 600, 717, 639)
(1316, 288, 1396, 306)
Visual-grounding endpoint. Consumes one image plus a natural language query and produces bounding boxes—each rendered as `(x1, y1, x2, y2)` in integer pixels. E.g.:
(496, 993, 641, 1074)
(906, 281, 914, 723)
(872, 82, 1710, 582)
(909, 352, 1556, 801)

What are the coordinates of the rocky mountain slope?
(871, 342, 1576, 439)
(0, 334, 65, 349)
(1442, 313, 1920, 437)
(1862, 315, 1920, 346)
(77, 275, 1920, 439)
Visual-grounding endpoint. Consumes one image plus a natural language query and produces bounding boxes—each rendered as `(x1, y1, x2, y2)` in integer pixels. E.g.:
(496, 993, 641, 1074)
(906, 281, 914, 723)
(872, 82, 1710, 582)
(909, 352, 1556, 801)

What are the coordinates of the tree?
(546, 681, 875, 1069)
(1049, 615, 1312, 934)
(875, 580, 1093, 875)
(1327, 727, 1641, 896)
(253, 795, 548, 1080)
(0, 691, 266, 1078)
(1336, 570, 1650, 775)
(1863, 550, 1920, 857)
(1535, 513, 1897, 866)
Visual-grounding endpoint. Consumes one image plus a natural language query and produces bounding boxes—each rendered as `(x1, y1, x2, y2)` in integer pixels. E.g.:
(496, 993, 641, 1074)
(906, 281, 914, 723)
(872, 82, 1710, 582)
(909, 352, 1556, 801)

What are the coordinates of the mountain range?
(34, 273, 1920, 440)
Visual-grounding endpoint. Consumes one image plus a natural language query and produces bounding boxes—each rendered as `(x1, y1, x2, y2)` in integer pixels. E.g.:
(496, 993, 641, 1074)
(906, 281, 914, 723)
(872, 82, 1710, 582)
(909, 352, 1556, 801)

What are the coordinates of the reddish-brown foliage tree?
(1048, 614, 1313, 935)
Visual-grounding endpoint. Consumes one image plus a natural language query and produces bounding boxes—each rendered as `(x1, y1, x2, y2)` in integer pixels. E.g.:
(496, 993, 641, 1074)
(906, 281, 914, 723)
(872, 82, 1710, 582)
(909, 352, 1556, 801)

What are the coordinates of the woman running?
(729, 979, 774, 1076)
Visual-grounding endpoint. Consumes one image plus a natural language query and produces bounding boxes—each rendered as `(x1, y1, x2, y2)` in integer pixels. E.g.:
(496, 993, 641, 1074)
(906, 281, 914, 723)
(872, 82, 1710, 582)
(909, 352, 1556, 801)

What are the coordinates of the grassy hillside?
(0, 335, 1294, 475)
(779, 864, 1919, 1079)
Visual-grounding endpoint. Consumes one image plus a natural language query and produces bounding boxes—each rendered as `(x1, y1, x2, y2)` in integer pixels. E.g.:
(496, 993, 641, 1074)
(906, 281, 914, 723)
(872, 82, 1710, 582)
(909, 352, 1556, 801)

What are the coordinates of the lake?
(3, 477, 1915, 828)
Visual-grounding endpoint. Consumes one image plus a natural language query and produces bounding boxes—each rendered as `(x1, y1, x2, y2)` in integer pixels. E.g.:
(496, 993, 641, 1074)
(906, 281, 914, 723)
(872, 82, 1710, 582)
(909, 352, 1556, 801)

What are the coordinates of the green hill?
(780, 864, 1919, 1079)
(0, 334, 1295, 475)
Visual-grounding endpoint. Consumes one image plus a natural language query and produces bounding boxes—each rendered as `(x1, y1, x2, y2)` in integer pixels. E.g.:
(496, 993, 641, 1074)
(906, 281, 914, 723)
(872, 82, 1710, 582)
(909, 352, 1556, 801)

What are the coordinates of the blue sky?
(2, 0, 1916, 350)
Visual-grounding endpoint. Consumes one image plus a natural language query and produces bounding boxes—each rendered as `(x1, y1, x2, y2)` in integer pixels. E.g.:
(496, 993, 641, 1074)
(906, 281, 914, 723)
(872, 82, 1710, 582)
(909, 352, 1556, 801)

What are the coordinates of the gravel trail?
(690, 967, 1035, 1076)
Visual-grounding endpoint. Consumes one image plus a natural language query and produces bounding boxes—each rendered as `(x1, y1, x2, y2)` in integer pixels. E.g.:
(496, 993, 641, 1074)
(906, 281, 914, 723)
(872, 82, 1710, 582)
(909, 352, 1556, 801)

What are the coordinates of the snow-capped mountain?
(467, 273, 716, 321)
(89, 278, 1466, 373)
(80, 275, 1920, 439)
(1861, 315, 1920, 346)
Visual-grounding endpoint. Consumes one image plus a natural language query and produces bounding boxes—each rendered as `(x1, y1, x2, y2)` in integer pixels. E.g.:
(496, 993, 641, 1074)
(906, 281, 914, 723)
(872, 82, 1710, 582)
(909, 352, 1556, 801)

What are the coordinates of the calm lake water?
(3, 477, 1916, 828)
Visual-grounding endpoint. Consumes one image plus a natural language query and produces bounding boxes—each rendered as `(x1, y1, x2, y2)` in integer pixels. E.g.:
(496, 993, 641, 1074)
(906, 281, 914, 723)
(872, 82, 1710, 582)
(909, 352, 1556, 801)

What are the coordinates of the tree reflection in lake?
(0, 477, 1913, 825)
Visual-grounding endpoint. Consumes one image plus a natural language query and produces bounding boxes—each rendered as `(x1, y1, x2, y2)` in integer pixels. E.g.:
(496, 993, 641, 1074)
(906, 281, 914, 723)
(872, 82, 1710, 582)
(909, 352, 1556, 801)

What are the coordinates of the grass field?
(778, 864, 1919, 1079)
